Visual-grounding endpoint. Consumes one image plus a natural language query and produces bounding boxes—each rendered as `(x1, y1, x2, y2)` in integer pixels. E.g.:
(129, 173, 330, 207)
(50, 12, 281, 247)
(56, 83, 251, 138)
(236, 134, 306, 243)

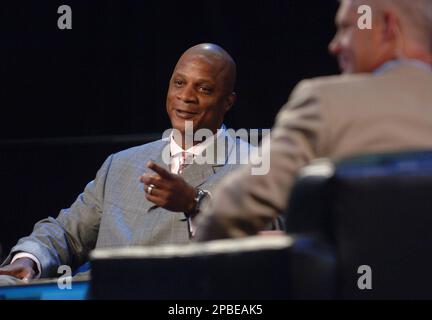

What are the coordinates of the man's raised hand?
(139, 161, 197, 213)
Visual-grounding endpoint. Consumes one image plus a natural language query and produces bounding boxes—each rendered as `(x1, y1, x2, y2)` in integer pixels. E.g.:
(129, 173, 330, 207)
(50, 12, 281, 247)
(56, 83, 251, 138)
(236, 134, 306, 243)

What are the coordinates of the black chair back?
(285, 151, 432, 299)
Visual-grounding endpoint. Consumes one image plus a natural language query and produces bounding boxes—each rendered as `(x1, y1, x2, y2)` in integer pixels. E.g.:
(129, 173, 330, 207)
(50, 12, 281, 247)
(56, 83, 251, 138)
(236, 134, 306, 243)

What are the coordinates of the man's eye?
(199, 86, 212, 94)
(174, 80, 184, 87)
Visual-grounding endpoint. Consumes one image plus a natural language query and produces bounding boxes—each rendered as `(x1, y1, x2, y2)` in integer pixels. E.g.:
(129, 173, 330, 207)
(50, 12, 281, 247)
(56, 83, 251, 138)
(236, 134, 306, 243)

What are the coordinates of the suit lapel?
(181, 163, 216, 189)
(143, 139, 170, 213)
(152, 139, 171, 172)
(180, 132, 236, 188)
(143, 133, 236, 214)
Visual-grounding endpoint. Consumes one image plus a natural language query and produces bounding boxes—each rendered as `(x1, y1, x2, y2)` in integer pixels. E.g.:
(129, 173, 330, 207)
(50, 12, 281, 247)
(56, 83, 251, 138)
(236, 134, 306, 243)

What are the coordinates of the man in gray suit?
(195, 0, 432, 241)
(0, 43, 252, 280)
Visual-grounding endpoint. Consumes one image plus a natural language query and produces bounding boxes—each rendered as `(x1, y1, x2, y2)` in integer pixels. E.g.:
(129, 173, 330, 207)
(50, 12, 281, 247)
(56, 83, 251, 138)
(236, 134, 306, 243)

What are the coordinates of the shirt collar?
(374, 59, 432, 75)
(170, 125, 227, 157)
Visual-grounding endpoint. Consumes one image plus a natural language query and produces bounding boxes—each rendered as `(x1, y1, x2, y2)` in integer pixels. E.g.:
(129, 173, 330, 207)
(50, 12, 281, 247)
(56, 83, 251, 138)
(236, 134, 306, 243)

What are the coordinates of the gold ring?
(147, 184, 156, 195)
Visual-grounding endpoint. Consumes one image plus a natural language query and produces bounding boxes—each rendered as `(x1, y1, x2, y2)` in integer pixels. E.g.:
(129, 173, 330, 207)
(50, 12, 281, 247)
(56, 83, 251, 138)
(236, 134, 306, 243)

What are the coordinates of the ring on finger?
(147, 184, 156, 195)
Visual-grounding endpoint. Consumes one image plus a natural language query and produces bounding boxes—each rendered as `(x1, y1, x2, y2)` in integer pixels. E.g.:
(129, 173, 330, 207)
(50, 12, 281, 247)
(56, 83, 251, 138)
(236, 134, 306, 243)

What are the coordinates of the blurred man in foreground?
(196, 0, 432, 241)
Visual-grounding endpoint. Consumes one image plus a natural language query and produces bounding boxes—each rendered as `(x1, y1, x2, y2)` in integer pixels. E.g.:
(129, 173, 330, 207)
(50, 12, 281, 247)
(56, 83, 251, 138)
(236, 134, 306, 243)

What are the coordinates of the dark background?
(0, 0, 339, 258)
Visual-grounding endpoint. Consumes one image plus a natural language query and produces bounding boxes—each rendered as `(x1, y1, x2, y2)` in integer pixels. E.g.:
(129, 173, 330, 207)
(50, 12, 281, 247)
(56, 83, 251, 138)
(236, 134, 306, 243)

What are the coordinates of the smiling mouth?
(175, 109, 198, 120)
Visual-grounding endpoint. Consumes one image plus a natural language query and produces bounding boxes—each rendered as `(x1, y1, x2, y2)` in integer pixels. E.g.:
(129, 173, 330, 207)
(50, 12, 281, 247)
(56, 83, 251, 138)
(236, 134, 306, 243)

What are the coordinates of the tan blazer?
(196, 62, 432, 240)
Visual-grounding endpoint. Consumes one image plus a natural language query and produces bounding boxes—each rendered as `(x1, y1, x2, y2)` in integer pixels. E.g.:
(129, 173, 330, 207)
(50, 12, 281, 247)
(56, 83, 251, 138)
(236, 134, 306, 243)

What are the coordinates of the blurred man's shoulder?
(294, 73, 372, 95)
(295, 63, 432, 95)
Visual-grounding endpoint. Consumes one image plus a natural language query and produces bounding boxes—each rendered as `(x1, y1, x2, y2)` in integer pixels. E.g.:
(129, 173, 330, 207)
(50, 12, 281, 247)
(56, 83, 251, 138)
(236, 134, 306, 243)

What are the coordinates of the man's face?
(166, 54, 233, 136)
(329, 0, 385, 74)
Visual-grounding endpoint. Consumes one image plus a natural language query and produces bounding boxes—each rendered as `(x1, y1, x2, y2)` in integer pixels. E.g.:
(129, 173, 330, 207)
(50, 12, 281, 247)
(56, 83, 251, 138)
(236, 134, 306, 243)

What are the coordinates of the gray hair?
(350, 0, 432, 50)
(387, 0, 432, 50)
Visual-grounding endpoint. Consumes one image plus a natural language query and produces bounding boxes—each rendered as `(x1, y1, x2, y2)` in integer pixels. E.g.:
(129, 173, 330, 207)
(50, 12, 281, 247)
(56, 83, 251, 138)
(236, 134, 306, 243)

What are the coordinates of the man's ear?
(381, 9, 400, 43)
(225, 92, 237, 112)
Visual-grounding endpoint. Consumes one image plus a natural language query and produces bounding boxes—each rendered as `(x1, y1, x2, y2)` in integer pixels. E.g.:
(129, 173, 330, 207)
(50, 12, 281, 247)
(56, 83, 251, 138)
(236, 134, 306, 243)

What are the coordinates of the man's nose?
(328, 35, 340, 56)
(177, 86, 197, 103)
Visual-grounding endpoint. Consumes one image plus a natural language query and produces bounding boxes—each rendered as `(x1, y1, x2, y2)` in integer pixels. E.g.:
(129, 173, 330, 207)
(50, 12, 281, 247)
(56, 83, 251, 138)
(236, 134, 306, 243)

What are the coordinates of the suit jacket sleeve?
(195, 80, 329, 241)
(2, 155, 113, 278)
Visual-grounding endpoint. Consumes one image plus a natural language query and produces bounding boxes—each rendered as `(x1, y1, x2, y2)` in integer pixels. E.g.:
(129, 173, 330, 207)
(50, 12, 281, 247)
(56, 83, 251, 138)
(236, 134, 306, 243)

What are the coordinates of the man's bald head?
(175, 43, 237, 95)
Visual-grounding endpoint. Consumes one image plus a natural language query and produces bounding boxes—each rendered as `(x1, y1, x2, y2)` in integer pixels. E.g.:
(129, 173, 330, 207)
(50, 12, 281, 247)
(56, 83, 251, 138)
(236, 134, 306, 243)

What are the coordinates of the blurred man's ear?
(381, 9, 400, 43)
(225, 92, 237, 112)
(381, 8, 405, 60)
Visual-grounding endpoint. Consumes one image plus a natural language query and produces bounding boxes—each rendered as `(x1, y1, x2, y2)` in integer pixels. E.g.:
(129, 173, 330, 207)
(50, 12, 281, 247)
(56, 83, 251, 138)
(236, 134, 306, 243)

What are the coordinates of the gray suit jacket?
(3, 132, 252, 277)
(196, 62, 432, 241)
